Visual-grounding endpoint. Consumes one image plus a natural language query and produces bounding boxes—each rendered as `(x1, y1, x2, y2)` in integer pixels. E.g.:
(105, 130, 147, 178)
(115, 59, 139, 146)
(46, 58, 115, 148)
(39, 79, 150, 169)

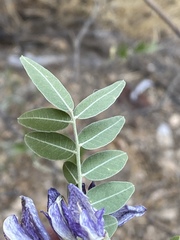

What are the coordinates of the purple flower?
(3, 183, 146, 240)
(3, 184, 106, 240)
(111, 204, 147, 226)
(45, 184, 106, 240)
(3, 196, 51, 240)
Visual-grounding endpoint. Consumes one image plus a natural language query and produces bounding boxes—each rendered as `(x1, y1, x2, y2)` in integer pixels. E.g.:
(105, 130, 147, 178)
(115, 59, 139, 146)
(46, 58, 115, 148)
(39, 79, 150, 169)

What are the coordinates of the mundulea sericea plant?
(3, 56, 146, 239)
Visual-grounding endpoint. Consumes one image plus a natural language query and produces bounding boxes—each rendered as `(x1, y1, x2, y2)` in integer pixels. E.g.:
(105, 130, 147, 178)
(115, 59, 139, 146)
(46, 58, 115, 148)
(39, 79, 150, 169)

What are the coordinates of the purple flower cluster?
(3, 184, 146, 240)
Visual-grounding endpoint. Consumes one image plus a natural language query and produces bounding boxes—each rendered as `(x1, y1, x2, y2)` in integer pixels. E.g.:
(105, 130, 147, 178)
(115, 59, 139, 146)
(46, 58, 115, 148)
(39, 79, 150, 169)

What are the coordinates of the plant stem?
(70, 110, 82, 191)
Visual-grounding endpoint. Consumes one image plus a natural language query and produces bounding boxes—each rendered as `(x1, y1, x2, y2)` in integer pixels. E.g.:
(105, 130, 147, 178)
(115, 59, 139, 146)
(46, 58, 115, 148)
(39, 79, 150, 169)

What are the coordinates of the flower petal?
(79, 208, 105, 240)
(111, 205, 146, 226)
(47, 188, 60, 210)
(20, 196, 51, 239)
(67, 184, 93, 221)
(62, 184, 105, 239)
(3, 215, 32, 240)
(47, 192, 76, 240)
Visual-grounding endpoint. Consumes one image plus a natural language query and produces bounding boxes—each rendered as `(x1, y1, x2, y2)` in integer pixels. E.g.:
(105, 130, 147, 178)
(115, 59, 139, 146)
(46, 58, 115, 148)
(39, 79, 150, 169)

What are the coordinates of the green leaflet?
(18, 108, 71, 132)
(20, 56, 74, 112)
(82, 150, 128, 180)
(79, 116, 125, 150)
(87, 181, 135, 215)
(25, 132, 76, 160)
(63, 161, 78, 184)
(104, 215, 118, 238)
(170, 237, 180, 240)
(74, 80, 125, 119)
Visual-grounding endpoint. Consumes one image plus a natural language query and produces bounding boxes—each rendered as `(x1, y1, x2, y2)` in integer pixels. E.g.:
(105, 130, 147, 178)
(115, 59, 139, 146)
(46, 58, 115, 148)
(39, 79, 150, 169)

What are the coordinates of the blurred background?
(0, 0, 180, 239)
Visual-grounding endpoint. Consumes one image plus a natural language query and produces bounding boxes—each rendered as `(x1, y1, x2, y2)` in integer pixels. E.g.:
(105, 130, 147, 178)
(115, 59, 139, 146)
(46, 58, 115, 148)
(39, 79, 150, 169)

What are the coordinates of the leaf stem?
(70, 110, 82, 191)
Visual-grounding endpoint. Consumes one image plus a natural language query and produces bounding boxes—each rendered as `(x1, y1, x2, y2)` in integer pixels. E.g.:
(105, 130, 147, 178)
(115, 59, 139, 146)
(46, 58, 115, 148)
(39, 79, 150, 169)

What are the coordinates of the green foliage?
(82, 150, 128, 180)
(79, 116, 125, 150)
(117, 43, 129, 59)
(63, 161, 78, 184)
(19, 56, 134, 237)
(20, 56, 74, 112)
(170, 237, 180, 240)
(103, 215, 118, 237)
(25, 132, 76, 160)
(117, 41, 158, 59)
(74, 80, 125, 119)
(134, 41, 158, 54)
(18, 108, 71, 131)
(87, 181, 135, 214)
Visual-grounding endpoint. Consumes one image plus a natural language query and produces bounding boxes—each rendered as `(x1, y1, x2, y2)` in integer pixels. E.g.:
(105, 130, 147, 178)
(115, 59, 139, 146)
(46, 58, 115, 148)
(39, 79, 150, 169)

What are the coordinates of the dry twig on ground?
(73, 0, 100, 81)
(144, 0, 180, 38)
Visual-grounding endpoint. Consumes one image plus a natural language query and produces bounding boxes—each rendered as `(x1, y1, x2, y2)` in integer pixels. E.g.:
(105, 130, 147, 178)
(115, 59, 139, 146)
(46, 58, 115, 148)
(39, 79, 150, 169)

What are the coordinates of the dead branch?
(144, 0, 180, 38)
(73, 0, 100, 81)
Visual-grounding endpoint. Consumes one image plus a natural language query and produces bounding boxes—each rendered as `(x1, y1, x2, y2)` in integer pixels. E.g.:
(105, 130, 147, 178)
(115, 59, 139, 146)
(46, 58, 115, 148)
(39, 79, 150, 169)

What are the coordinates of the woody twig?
(144, 0, 180, 38)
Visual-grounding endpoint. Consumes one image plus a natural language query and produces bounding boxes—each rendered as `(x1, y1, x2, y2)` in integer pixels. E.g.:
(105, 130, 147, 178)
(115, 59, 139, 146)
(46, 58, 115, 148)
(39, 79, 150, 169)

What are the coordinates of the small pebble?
(156, 122, 174, 148)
